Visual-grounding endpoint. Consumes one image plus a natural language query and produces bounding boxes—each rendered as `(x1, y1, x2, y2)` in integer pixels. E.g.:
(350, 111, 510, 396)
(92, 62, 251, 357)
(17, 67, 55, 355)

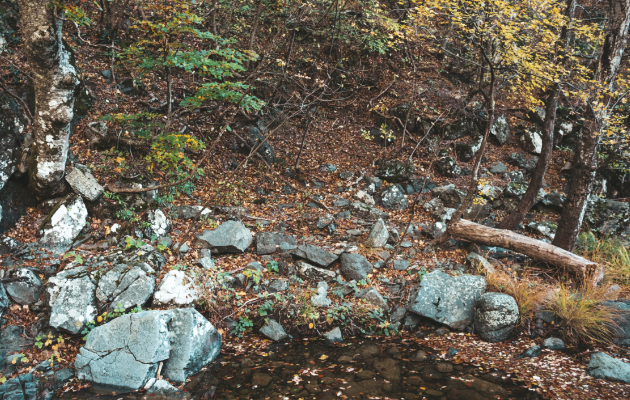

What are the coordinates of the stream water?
(56, 337, 538, 400)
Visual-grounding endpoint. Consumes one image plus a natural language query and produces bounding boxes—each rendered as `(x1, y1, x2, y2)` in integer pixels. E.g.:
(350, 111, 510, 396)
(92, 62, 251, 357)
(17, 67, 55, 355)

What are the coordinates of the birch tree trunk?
(553, 0, 630, 251)
(17, 0, 78, 198)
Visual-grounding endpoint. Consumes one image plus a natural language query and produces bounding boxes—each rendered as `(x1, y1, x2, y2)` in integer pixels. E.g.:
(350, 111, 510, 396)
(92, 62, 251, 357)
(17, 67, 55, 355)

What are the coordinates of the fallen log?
(447, 219, 603, 284)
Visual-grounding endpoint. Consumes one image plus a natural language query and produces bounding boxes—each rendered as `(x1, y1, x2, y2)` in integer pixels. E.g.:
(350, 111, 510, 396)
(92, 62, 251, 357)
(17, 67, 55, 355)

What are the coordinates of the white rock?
(153, 270, 199, 306)
(354, 190, 375, 205)
(40, 194, 88, 252)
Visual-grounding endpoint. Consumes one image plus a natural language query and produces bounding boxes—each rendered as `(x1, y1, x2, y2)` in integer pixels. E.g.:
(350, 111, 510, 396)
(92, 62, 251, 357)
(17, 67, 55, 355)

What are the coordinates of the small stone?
(65, 166, 104, 201)
(365, 218, 389, 247)
(490, 162, 508, 174)
(252, 372, 272, 387)
(518, 345, 543, 358)
(393, 260, 410, 270)
(260, 319, 289, 341)
(543, 337, 566, 350)
(437, 362, 453, 373)
(323, 327, 343, 343)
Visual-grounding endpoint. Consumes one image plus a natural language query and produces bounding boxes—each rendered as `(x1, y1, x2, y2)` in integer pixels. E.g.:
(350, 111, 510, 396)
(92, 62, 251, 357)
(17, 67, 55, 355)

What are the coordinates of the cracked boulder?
(47, 267, 98, 334)
(38, 194, 88, 253)
(75, 308, 221, 392)
(195, 220, 253, 253)
(408, 271, 486, 330)
(95, 263, 156, 311)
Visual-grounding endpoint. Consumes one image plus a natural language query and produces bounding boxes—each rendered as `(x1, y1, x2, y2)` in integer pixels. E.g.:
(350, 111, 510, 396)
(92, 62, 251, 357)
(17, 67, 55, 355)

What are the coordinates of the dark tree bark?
(553, 0, 630, 251)
(17, 0, 78, 198)
(498, 0, 575, 230)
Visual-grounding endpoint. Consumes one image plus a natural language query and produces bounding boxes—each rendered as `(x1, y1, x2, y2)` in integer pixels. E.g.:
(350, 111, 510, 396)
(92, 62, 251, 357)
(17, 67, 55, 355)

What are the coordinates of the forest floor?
(1, 11, 630, 400)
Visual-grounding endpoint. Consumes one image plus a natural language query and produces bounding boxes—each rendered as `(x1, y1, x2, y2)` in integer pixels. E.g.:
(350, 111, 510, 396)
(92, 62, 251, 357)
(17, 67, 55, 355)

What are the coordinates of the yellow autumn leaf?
(319, 355, 328, 360)
(97, 316, 103, 323)
(115, 157, 125, 164)
(52, 344, 59, 352)
(308, 323, 314, 329)
(45, 339, 52, 346)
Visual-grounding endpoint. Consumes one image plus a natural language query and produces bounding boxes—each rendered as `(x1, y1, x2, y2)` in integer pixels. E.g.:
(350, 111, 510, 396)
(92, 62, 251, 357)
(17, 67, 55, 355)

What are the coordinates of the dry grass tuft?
(576, 232, 630, 289)
(545, 281, 622, 345)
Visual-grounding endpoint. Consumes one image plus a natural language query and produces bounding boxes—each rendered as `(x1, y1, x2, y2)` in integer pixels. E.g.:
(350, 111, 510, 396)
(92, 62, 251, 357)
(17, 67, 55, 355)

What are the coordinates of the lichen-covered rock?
(65, 166, 104, 202)
(584, 196, 630, 236)
(75, 309, 221, 391)
(474, 292, 519, 342)
(0, 92, 24, 193)
(365, 218, 389, 248)
(520, 129, 543, 154)
(290, 244, 338, 268)
(195, 221, 253, 253)
(356, 287, 387, 308)
(408, 271, 486, 330)
(374, 159, 415, 183)
(0, 373, 38, 400)
(145, 209, 172, 238)
(443, 118, 477, 140)
(490, 114, 510, 145)
(169, 205, 211, 220)
(435, 157, 462, 178)
(509, 153, 538, 172)
(527, 221, 557, 239)
(39, 194, 88, 253)
(348, 201, 390, 220)
(311, 281, 331, 307)
(0, 281, 8, 318)
(47, 268, 97, 334)
(340, 253, 373, 281)
(153, 270, 199, 307)
(236, 125, 275, 163)
(5, 268, 43, 306)
(455, 135, 483, 162)
(439, 187, 466, 208)
(377, 184, 408, 211)
(296, 261, 336, 282)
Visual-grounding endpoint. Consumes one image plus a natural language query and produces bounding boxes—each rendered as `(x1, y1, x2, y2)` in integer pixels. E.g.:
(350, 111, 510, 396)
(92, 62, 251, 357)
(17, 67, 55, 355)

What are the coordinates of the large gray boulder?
(95, 263, 156, 311)
(408, 271, 486, 330)
(47, 268, 97, 334)
(587, 352, 630, 383)
(163, 308, 222, 382)
(256, 232, 297, 255)
(365, 218, 389, 247)
(340, 253, 373, 281)
(490, 114, 510, 145)
(290, 244, 338, 268)
(195, 221, 253, 253)
(38, 194, 88, 253)
(377, 184, 408, 211)
(474, 292, 519, 342)
(65, 166, 104, 202)
(75, 309, 221, 392)
(5, 268, 43, 306)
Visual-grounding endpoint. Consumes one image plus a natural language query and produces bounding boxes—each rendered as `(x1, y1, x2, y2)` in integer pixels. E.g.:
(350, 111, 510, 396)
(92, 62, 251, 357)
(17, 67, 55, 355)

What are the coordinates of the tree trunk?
(448, 219, 603, 284)
(553, 0, 630, 251)
(17, 0, 78, 198)
(498, 86, 558, 230)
